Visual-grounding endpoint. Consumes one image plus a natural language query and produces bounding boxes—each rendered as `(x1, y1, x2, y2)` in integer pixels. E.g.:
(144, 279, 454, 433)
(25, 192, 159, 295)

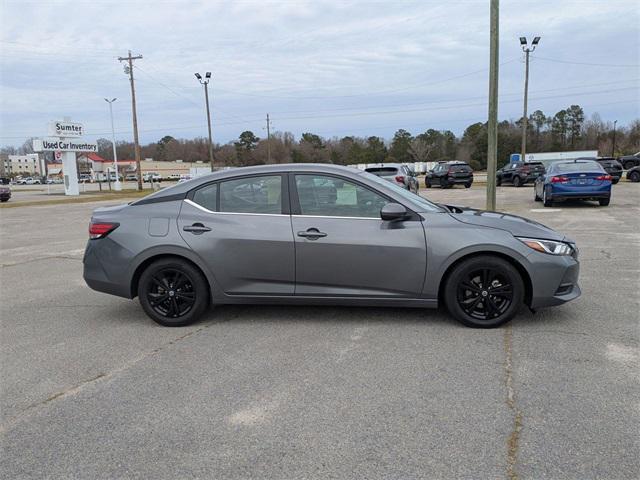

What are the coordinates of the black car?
(618, 152, 640, 170)
(626, 166, 640, 183)
(576, 157, 623, 184)
(425, 161, 473, 189)
(0, 185, 11, 202)
(497, 161, 545, 187)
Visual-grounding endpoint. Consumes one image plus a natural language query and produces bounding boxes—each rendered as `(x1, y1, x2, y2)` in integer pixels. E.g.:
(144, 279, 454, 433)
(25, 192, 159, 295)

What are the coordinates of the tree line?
(3, 105, 638, 171)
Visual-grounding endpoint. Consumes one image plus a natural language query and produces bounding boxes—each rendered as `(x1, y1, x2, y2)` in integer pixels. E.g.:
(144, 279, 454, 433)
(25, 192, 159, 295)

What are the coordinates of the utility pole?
(486, 0, 500, 211)
(266, 114, 272, 164)
(104, 98, 121, 191)
(611, 120, 617, 157)
(118, 51, 143, 190)
(195, 72, 215, 171)
(519, 36, 540, 162)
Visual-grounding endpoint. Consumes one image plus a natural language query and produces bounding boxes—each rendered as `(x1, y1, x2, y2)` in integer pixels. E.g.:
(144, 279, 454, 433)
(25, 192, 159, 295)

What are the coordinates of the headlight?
(517, 237, 574, 255)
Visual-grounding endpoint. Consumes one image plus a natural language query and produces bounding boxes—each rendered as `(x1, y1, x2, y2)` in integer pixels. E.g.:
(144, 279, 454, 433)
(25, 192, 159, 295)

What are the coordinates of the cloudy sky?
(1, 0, 638, 148)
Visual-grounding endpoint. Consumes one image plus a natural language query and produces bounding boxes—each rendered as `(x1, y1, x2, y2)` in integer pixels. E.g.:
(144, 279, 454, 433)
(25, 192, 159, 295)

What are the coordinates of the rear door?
(178, 174, 295, 295)
(290, 173, 427, 297)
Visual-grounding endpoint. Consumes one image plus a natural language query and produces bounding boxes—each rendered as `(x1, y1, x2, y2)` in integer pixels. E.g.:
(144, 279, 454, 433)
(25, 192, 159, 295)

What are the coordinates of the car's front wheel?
(543, 187, 553, 207)
(138, 258, 209, 327)
(599, 197, 610, 206)
(444, 256, 524, 328)
(513, 176, 522, 187)
(629, 171, 640, 182)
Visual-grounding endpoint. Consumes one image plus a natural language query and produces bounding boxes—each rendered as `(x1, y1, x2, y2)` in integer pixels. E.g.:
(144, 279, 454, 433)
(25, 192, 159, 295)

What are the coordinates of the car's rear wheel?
(425, 178, 432, 188)
(599, 197, 610, 207)
(444, 256, 524, 328)
(534, 187, 541, 201)
(543, 187, 553, 207)
(440, 177, 448, 189)
(513, 176, 522, 187)
(612, 178, 619, 185)
(629, 171, 640, 182)
(138, 258, 209, 327)
(464, 182, 471, 188)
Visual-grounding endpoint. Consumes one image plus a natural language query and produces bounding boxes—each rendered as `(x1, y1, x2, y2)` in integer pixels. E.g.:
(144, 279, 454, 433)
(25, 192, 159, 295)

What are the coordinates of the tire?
(534, 187, 541, 202)
(440, 177, 448, 189)
(138, 258, 209, 327)
(496, 177, 502, 187)
(629, 171, 640, 183)
(599, 197, 610, 207)
(543, 187, 553, 207)
(1, 198, 8, 202)
(464, 183, 471, 188)
(513, 176, 522, 188)
(443, 255, 524, 328)
(612, 178, 619, 185)
(425, 178, 432, 188)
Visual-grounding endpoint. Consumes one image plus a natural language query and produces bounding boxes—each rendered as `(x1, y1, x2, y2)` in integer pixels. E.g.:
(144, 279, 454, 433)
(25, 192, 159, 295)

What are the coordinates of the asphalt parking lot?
(1, 182, 638, 479)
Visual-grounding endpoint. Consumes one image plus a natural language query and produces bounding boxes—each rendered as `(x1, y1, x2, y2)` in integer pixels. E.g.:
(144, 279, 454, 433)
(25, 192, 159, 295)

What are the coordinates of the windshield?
(360, 171, 444, 212)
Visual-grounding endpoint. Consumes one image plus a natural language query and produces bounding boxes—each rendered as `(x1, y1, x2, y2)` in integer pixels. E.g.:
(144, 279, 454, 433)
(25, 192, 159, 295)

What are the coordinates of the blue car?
(534, 160, 612, 207)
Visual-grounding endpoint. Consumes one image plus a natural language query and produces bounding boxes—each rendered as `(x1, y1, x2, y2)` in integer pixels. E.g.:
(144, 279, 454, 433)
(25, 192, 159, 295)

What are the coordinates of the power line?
(535, 56, 640, 68)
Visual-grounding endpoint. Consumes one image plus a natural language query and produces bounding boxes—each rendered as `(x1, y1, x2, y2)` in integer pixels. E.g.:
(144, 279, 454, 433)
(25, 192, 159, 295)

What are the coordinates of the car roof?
(137, 163, 367, 199)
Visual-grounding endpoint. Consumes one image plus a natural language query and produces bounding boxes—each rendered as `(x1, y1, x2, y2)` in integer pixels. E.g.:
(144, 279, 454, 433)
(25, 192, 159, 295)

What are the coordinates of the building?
(76, 153, 209, 179)
(3, 154, 44, 176)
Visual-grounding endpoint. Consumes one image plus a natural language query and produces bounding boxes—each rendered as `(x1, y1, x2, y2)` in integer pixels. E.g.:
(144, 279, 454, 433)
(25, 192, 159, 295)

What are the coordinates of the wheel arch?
(129, 249, 216, 300)
(437, 251, 533, 308)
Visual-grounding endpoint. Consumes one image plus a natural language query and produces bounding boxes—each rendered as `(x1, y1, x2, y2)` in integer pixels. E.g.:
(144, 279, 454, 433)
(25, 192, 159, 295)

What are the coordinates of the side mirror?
(380, 203, 408, 221)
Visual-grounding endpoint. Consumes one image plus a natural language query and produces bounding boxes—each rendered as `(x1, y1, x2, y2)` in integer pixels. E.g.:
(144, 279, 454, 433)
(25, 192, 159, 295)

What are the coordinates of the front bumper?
(528, 251, 581, 309)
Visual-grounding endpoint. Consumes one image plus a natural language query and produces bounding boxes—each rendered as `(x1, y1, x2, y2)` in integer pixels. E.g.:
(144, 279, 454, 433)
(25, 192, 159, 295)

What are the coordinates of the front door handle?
(183, 223, 211, 234)
(297, 228, 327, 240)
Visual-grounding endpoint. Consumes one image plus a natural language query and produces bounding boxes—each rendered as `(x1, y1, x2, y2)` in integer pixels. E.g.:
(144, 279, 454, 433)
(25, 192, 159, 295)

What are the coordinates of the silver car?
(365, 164, 419, 193)
(84, 164, 580, 328)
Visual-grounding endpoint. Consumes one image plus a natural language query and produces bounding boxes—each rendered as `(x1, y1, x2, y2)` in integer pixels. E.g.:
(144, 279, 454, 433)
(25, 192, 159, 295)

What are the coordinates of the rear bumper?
(447, 176, 473, 184)
(550, 183, 611, 200)
(83, 239, 134, 298)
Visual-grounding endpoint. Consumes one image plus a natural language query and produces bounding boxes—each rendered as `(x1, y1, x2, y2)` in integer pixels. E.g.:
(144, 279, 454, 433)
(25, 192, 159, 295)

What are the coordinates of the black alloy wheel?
(139, 258, 209, 326)
(444, 256, 524, 328)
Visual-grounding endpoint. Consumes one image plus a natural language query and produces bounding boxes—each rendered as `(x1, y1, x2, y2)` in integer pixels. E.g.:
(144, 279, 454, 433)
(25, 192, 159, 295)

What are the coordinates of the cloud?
(0, 0, 638, 147)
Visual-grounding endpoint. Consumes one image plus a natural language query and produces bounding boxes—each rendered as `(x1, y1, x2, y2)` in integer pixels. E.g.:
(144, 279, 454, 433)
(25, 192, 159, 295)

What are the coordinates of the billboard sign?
(33, 137, 98, 152)
(48, 121, 84, 137)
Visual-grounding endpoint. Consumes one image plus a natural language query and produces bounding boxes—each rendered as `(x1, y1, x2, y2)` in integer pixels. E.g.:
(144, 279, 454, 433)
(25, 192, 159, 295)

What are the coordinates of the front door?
(291, 173, 427, 297)
(178, 174, 295, 295)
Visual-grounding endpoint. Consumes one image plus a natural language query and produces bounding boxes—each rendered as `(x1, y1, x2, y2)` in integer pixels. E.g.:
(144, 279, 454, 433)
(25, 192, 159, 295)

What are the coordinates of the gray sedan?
(84, 163, 580, 328)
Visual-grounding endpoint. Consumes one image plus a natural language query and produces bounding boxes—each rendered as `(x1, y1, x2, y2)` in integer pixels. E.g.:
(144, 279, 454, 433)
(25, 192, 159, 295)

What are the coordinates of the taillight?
(550, 176, 569, 184)
(89, 222, 119, 239)
(395, 175, 405, 183)
(595, 174, 612, 181)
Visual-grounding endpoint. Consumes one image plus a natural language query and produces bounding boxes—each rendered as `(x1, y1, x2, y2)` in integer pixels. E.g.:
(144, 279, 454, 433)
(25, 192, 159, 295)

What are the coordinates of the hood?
(443, 204, 567, 242)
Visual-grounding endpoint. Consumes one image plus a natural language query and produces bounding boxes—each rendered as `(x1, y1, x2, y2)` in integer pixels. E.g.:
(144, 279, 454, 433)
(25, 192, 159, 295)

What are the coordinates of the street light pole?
(612, 120, 617, 157)
(104, 98, 121, 191)
(519, 36, 540, 163)
(195, 72, 215, 172)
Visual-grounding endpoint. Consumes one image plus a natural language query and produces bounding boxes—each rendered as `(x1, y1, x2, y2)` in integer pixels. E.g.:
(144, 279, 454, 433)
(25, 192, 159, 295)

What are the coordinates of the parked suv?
(593, 157, 623, 184)
(0, 184, 11, 202)
(497, 161, 545, 187)
(425, 161, 473, 189)
(626, 166, 640, 183)
(617, 152, 640, 170)
(364, 164, 418, 193)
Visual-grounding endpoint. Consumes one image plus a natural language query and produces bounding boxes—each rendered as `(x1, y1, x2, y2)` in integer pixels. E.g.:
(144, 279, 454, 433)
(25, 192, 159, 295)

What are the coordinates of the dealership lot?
(1, 184, 638, 479)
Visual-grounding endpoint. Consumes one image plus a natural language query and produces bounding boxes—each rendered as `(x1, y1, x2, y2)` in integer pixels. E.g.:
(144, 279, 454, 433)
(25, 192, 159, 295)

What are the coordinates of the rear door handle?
(183, 223, 211, 234)
(297, 228, 327, 240)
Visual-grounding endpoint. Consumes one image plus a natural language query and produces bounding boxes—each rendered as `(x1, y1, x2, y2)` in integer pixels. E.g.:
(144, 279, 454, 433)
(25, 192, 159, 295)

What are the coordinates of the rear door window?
(192, 183, 218, 211)
(219, 175, 282, 214)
